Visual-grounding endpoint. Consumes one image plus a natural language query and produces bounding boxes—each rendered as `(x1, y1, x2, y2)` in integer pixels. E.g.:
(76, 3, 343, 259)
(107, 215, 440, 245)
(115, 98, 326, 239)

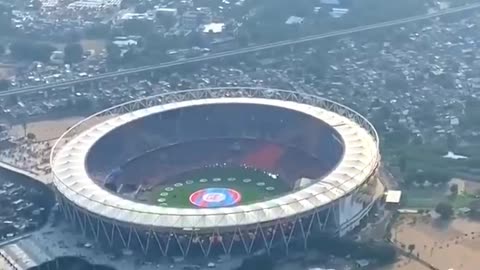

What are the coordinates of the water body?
(28, 256, 116, 270)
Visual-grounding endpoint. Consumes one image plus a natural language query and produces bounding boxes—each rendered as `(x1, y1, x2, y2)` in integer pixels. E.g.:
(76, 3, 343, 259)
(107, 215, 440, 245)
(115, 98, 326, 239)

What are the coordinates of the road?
(3, 2, 480, 97)
(0, 234, 31, 248)
(380, 164, 398, 190)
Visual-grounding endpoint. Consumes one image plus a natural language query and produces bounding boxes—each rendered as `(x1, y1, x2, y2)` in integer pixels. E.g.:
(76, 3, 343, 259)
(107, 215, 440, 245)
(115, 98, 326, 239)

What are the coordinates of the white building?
(202, 23, 225, 33)
(40, 0, 59, 8)
(321, 0, 340, 4)
(67, 0, 122, 9)
(285, 16, 304, 25)
(330, 8, 349, 18)
(385, 190, 402, 205)
(155, 7, 178, 16)
(443, 151, 468, 160)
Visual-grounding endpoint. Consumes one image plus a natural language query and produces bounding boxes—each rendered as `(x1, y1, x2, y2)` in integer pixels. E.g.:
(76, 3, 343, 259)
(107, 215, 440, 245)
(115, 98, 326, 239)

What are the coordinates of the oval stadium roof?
(51, 88, 379, 230)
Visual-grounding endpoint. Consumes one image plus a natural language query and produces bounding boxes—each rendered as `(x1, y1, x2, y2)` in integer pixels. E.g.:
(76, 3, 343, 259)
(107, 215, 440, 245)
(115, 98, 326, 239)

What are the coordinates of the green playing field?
(148, 166, 290, 208)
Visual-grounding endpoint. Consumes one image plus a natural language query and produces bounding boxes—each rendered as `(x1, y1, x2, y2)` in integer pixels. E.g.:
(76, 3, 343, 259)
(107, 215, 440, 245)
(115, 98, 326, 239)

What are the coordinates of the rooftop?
(51, 89, 379, 230)
(385, 190, 402, 204)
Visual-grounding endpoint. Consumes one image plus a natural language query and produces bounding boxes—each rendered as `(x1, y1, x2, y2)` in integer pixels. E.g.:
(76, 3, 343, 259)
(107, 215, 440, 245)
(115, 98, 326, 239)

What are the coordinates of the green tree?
(242, 0, 316, 42)
(106, 43, 122, 66)
(64, 43, 84, 64)
(464, 97, 480, 127)
(407, 244, 415, 254)
(10, 41, 56, 62)
(236, 30, 250, 47)
(414, 101, 437, 124)
(435, 202, 454, 220)
(0, 4, 13, 35)
(237, 254, 273, 270)
(85, 23, 111, 39)
(5, 94, 18, 106)
(65, 30, 81, 43)
(304, 50, 330, 78)
(385, 73, 409, 92)
(123, 19, 153, 36)
(405, 168, 452, 185)
(398, 154, 407, 173)
(347, 0, 427, 25)
(26, 133, 36, 141)
(468, 200, 480, 217)
(142, 33, 170, 63)
(134, 4, 147, 13)
(0, 79, 9, 91)
(386, 125, 411, 146)
(29, 0, 42, 10)
(156, 13, 176, 30)
(449, 184, 458, 196)
(446, 133, 457, 150)
(186, 31, 207, 48)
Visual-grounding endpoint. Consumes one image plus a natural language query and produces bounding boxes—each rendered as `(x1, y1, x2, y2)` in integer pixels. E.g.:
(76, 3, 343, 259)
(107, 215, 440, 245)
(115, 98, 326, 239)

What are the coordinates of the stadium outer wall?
(51, 87, 383, 257)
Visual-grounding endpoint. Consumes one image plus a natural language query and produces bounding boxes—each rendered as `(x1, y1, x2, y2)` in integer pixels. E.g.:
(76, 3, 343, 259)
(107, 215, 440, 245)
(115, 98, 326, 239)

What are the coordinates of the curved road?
(3, 3, 480, 97)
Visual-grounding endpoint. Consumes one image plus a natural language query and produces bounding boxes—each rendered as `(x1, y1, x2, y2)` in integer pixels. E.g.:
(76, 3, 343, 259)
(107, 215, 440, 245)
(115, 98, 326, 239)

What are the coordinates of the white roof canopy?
(52, 91, 379, 231)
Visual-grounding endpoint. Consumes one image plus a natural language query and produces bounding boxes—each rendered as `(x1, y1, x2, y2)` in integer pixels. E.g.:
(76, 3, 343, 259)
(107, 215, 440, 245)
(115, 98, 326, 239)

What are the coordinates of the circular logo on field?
(189, 188, 242, 208)
(202, 192, 226, 203)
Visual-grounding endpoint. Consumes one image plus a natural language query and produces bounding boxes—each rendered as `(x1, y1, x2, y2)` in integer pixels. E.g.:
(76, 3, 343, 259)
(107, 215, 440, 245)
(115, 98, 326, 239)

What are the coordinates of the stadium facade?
(51, 87, 383, 257)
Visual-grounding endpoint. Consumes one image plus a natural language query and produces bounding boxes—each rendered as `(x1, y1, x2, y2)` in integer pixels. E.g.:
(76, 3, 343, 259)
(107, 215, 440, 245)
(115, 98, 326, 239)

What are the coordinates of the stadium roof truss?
(51, 87, 380, 230)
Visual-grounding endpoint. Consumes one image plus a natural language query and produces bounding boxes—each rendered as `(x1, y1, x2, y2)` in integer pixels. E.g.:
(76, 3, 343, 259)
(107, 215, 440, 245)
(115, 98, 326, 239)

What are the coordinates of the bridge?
(2, 2, 480, 97)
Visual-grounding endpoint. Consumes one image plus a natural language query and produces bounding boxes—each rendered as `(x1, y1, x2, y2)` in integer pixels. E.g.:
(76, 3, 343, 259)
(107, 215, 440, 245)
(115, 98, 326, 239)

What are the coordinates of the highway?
(3, 2, 480, 97)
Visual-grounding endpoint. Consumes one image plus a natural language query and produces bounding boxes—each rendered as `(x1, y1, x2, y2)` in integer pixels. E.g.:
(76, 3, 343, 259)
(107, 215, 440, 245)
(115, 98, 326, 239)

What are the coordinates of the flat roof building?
(385, 190, 402, 204)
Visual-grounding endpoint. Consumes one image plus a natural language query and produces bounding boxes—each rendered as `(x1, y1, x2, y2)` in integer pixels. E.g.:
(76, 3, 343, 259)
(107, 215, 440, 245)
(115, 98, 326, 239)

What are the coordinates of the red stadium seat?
(242, 144, 284, 172)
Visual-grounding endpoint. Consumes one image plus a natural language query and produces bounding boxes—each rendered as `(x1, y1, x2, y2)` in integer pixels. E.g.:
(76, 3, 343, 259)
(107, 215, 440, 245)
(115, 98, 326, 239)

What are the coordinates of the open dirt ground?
(0, 65, 15, 79)
(0, 115, 113, 178)
(388, 215, 480, 270)
(9, 115, 112, 141)
(382, 256, 429, 270)
(53, 39, 106, 55)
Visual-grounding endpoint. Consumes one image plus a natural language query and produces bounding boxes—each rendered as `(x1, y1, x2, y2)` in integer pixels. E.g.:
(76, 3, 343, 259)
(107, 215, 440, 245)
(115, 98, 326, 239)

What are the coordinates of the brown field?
(80, 39, 107, 55)
(388, 215, 480, 270)
(9, 115, 113, 141)
(9, 117, 83, 141)
(0, 65, 15, 79)
(53, 39, 106, 55)
(0, 115, 113, 178)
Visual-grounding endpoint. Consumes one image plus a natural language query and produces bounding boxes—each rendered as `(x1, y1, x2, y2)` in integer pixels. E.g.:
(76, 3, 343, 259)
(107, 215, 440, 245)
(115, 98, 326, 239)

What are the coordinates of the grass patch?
(451, 194, 476, 208)
(403, 189, 443, 209)
(149, 166, 290, 208)
(403, 198, 438, 209)
(403, 189, 477, 209)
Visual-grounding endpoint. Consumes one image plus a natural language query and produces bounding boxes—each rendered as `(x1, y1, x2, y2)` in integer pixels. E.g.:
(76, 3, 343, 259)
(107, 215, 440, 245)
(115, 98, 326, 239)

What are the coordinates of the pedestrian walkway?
(0, 249, 23, 270)
(0, 160, 51, 184)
